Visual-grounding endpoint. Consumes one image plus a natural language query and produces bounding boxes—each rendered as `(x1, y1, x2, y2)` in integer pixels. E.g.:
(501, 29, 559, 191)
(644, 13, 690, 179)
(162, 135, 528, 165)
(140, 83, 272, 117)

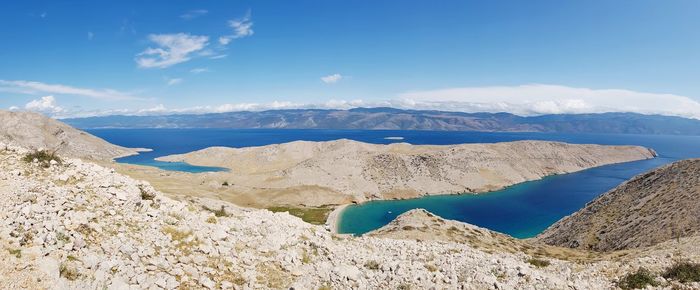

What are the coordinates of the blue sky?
(1, 0, 700, 118)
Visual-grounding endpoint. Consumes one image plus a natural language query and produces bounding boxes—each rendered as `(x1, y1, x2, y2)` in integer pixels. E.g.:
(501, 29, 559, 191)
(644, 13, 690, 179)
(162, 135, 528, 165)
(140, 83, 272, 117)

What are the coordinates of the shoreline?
(326, 204, 350, 234)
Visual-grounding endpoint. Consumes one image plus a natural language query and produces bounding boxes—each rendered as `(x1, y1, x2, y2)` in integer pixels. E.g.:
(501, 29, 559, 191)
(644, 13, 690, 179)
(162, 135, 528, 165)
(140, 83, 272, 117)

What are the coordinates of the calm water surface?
(88, 129, 700, 238)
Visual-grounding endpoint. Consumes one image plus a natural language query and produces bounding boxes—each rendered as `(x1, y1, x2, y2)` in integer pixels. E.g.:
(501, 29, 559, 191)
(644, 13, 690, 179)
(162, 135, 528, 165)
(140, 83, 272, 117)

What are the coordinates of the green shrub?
(213, 206, 228, 217)
(527, 258, 551, 268)
(222, 181, 229, 186)
(22, 150, 61, 168)
(8, 248, 21, 258)
(618, 267, 657, 289)
(139, 187, 155, 200)
(663, 262, 700, 283)
(59, 263, 79, 280)
(364, 260, 380, 270)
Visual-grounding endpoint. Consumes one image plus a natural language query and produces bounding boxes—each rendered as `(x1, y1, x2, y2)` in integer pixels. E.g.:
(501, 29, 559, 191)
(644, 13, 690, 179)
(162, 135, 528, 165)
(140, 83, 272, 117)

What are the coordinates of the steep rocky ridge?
(155, 139, 656, 206)
(536, 159, 700, 252)
(0, 110, 138, 160)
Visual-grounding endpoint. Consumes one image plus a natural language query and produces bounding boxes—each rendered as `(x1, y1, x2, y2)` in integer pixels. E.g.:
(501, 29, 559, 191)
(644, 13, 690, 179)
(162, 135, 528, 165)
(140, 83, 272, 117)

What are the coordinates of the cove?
(87, 129, 700, 237)
(338, 156, 670, 238)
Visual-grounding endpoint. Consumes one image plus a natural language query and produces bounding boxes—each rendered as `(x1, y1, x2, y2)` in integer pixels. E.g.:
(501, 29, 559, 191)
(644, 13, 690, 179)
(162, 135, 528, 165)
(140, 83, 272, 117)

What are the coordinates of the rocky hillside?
(3, 142, 700, 289)
(155, 139, 656, 205)
(0, 110, 138, 160)
(365, 209, 596, 261)
(536, 159, 700, 252)
(0, 143, 609, 289)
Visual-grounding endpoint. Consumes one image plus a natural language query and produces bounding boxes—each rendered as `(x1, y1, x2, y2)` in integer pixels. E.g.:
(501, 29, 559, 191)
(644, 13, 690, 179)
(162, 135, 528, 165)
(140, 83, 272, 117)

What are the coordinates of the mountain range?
(62, 107, 700, 135)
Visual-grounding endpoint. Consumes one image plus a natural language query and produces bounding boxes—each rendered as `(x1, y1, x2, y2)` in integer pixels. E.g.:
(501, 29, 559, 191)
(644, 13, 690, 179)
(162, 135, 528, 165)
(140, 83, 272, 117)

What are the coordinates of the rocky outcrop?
(536, 159, 700, 252)
(155, 139, 656, 205)
(0, 110, 138, 160)
(366, 209, 586, 259)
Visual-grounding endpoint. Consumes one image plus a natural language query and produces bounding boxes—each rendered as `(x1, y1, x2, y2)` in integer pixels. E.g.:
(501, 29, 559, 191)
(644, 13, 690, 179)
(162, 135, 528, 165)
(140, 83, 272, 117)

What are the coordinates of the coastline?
(326, 204, 350, 234)
(110, 147, 153, 160)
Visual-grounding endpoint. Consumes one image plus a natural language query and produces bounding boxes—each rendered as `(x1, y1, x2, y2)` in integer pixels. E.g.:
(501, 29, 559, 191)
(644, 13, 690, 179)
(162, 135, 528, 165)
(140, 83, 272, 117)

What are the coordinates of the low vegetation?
(59, 262, 79, 281)
(138, 185, 155, 200)
(527, 258, 551, 268)
(364, 260, 380, 270)
(203, 205, 229, 217)
(267, 206, 332, 225)
(663, 261, 700, 283)
(618, 268, 657, 290)
(22, 150, 61, 168)
(7, 248, 21, 258)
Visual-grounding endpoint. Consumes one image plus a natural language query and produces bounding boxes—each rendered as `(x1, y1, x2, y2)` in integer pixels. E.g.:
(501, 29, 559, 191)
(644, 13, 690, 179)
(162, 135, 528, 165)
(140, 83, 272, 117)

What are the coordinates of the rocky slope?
(0, 111, 138, 160)
(2, 142, 700, 289)
(536, 159, 700, 252)
(155, 139, 656, 206)
(366, 209, 592, 261)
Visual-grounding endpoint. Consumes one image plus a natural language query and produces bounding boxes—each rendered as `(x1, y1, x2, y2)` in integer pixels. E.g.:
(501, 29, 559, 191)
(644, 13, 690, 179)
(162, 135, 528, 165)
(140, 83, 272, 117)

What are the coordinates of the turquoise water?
(88, 129, 700, 237)
(339, 158, 668, 238)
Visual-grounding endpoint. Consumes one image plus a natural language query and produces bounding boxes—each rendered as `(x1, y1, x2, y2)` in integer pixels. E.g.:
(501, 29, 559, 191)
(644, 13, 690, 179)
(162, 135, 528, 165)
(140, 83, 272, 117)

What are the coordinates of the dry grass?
(267, 206, 332, 225)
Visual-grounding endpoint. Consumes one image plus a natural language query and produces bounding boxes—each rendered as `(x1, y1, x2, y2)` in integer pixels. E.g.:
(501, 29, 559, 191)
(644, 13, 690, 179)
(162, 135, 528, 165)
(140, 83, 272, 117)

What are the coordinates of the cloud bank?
(24, 96, 64, 114)
(399, 84, 700, 119)
(8, 84, 700, 120)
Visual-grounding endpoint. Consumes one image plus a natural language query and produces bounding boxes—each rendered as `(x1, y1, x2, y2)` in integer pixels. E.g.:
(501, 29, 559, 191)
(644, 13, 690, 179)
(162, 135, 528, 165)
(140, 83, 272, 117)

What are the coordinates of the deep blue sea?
(88, 129, 700, 238)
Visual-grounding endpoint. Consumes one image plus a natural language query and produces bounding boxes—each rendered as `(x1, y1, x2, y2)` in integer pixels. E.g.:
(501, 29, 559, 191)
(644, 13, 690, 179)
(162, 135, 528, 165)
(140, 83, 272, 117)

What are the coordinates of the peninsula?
(154, 140, 656, 208)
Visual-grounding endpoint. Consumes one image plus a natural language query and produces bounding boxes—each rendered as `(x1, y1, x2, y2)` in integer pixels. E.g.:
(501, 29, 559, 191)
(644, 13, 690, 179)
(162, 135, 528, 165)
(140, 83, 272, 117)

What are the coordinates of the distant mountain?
(62, 107, 700, 135)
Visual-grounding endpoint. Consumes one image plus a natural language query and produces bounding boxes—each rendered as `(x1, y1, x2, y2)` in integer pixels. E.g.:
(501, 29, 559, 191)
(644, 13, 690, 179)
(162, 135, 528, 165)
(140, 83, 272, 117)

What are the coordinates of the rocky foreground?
(2, 143, 699, 289)
(155, 139, 656, 207)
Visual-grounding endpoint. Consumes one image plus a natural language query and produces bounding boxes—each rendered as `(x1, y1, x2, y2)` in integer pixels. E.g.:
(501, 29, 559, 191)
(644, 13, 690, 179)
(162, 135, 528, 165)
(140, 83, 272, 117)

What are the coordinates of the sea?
(88, 129, 700, 238)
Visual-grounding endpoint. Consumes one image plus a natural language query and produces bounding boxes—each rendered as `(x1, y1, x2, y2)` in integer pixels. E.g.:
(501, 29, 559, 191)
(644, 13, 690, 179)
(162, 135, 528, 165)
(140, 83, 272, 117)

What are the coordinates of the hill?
(0, 110, 138, 160)
(536, 159, 700, 251)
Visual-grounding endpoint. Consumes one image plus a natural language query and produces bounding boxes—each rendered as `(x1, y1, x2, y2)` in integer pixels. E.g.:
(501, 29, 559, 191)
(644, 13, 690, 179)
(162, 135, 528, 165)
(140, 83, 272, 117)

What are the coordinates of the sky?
(1, 0, 700, 119)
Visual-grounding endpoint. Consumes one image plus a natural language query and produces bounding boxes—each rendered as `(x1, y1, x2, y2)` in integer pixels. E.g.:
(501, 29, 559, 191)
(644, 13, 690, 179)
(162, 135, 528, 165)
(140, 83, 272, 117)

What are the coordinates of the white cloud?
(0, 80, 141, 100)
(180, 9, 208, 20)
(321, 74, 343, 84)
(8, 106, 19, 111)
(190, 68, 209, 74)
(219, 11, 254, 45)
(135, 33, 209, 69)
(87, 31, 94, 40)
(166, 78, 183, 86)
(25, 96, 64, 114)
(398, 84, 700, 119)
(218, 36, 232, 45)
(209, 54, 227, 60)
